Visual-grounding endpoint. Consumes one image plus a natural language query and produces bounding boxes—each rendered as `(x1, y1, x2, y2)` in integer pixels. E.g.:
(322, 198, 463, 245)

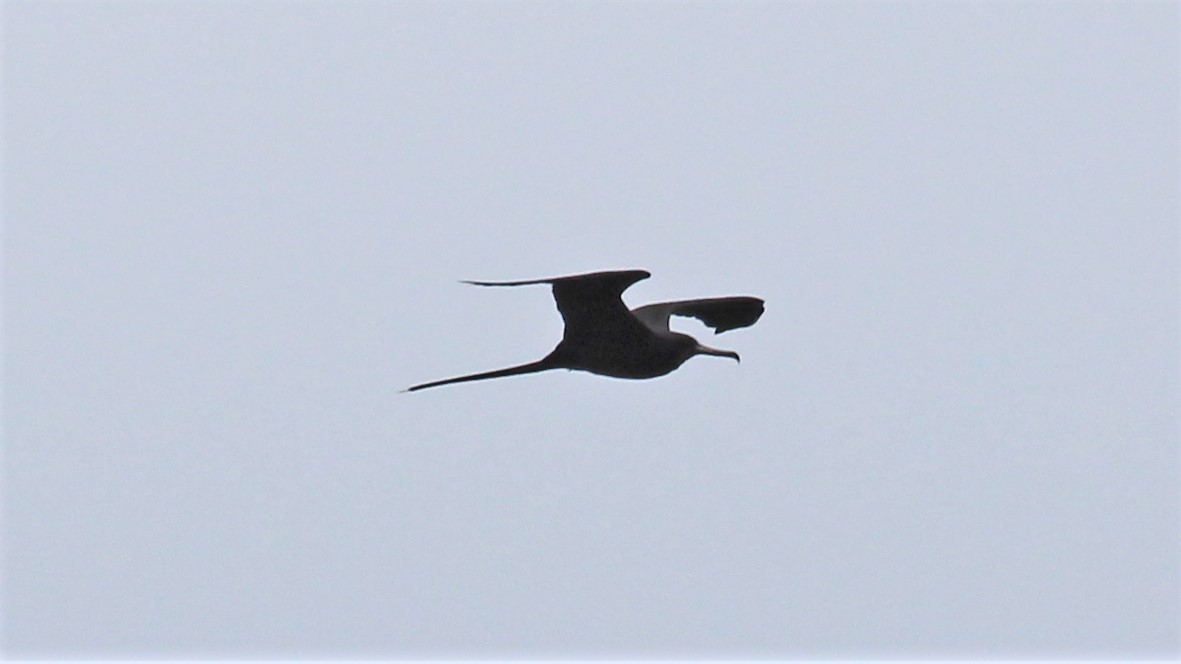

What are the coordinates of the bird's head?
(663, 332, 741, 373)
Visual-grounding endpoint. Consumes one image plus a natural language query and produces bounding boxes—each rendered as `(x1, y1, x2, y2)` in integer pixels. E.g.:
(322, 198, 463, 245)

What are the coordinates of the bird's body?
(406, 270, 763, 392)
(544, 327, 701, 379)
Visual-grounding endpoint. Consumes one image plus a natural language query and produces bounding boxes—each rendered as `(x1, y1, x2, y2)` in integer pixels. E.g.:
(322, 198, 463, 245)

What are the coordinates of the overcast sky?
(3, 0, 1178, 659)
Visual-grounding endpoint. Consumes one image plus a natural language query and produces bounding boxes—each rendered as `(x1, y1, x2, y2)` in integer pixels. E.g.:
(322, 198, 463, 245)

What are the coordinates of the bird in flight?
(406, 269, 764, 392)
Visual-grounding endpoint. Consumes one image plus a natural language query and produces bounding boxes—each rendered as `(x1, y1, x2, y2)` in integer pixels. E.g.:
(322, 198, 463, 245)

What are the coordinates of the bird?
(405, 269, 764, 392)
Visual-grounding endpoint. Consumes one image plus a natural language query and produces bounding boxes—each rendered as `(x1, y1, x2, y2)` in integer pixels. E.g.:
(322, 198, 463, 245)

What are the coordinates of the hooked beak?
(695, 343, 740, 363)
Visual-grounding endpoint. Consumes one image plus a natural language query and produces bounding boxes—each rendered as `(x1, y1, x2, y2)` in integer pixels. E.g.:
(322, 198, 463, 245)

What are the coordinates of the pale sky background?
(3, 0, 1178, 659)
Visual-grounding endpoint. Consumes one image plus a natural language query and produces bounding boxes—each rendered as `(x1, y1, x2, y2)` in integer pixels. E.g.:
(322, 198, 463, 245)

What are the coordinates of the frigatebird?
(406, 269, 764, 392)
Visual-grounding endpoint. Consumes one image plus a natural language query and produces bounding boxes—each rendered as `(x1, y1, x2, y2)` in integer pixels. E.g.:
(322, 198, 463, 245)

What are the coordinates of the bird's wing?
(464, 270, 653, 343)
(631, 296, 765, 334)
(464, 269, 648, 295)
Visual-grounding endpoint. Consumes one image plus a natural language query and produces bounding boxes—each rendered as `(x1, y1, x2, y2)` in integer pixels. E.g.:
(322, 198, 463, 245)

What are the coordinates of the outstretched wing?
(631, 296, 765, 334)
(464, 269, 653, 343)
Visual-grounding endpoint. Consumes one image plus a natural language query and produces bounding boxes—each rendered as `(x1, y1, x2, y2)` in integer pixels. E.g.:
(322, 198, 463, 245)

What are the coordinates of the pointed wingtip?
(460, 277, 554, 287)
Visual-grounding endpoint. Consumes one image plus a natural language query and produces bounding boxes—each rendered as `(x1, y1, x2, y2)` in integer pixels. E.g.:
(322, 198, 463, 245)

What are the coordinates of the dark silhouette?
(406, 270, 764, 392)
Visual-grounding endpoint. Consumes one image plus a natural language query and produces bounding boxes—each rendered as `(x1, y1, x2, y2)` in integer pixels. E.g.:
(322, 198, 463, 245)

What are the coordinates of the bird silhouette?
(406, 269, 764, 392)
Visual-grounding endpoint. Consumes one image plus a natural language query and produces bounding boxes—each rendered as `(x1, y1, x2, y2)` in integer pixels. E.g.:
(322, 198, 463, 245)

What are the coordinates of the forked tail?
(405, 359, 556, 392)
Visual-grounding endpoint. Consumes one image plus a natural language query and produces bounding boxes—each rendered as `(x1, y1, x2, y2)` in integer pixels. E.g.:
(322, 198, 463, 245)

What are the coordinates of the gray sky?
(3, 0, 1177, 659)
